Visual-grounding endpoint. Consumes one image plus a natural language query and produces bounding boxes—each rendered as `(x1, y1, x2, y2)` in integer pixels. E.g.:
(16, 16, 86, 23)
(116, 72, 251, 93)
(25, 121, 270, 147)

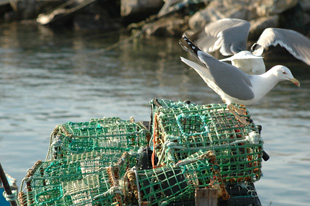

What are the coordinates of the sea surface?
(0, 21, 309, 206)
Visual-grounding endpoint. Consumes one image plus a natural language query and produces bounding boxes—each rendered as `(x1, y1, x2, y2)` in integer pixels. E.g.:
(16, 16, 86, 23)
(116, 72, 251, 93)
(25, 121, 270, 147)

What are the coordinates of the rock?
(74, 12, 122, 31)
(74, 14, 122, 31)
(249, 15, 279, 40)
(144, 15, 189, 37)
(188, 0, 260, 31)
(254, 0, 298, 16)
(277, 2, 309, 34)
(303, 13, 310, 28)
(121, 0, 163, 23)
(4, 11, 18, 22)
(187, 0, 303, 31)
(9, 0, 64, 20)
(73, 1, 122, 31)
(188, 6, 249, 31)
(300, 0, 310, 13)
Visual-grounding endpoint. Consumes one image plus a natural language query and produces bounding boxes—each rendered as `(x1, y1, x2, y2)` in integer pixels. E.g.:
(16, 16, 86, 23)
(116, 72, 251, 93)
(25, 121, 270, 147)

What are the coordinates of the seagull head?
(273, 65, 300, 87)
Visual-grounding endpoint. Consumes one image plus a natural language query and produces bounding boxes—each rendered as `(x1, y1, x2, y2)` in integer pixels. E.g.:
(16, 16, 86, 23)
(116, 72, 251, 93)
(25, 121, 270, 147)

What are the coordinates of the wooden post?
(195, 188, 218, 206)
(0, 163, 17, 206)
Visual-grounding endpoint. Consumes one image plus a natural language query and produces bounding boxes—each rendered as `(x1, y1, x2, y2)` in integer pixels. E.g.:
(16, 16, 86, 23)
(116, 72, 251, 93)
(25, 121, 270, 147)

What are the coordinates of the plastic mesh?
(150, 99, 263, 184)
(136, 165, 193, 205)
(18, 150, 129, 206)
(46, 117, 149, 160)
(18, 99, 264, 206)
(128, 150, 230, 205)
(19, 117, 149, 206)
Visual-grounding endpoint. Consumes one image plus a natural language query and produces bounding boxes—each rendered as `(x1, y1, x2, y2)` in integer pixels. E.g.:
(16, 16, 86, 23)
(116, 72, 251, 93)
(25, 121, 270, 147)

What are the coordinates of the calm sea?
(0, 21, 309, 205)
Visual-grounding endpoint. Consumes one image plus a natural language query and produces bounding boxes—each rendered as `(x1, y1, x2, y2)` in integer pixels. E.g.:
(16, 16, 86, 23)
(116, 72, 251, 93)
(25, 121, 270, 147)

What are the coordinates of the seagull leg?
(227, 104, 249, 125)
(233, 104, 247, 115)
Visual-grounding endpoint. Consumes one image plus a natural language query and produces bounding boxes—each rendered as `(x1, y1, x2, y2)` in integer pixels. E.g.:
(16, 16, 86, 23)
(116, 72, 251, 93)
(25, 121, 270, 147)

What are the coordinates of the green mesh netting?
(127, 150, 232, 205)
(19, 99, 264, 206)
(19, 150, 131, 206)
(19, 117, 149, 206)
(46, 117, 149, 160)
(150, 99, 263, 184)
(135, 165, 194, 205)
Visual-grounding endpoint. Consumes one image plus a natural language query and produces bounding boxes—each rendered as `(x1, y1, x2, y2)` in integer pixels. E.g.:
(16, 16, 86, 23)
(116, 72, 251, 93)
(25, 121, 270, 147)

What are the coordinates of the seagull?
(188, 18, 310, 75)
(179, 34, 300, 124)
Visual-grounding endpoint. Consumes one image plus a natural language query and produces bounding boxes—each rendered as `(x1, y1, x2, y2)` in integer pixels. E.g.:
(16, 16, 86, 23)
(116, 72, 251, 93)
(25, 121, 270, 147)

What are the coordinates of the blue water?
(0, 22, 309, 205)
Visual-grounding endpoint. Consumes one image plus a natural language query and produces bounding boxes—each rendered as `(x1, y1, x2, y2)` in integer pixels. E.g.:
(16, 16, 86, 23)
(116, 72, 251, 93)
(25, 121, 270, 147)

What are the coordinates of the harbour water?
(0, 22, 309, 205)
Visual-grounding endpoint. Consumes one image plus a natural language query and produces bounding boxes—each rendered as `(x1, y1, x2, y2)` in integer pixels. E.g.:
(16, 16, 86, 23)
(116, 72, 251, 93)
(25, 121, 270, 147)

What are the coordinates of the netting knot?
(246, 131, 261, 144)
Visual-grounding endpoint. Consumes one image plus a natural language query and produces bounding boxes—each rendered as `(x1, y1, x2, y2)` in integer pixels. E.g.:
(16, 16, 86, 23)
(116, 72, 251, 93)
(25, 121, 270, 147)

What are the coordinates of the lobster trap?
(123, 147, 262, 206)
(150, 99, 263, 184)
(46, 117, 150, 160)
(18, 149, 135, 206)
(126, 150, 228, 206)
(17, 99, 265, 206)
(19, 118, 150, 206)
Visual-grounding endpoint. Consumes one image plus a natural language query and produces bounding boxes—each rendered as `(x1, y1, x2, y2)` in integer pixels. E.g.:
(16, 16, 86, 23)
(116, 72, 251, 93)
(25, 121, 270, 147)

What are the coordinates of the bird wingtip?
(180, 56, 187, 63)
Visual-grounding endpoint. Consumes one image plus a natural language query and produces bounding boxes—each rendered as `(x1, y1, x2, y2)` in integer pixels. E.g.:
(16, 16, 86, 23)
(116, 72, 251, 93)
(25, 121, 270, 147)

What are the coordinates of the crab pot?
(18, 99, 264, 206)
(46, 117, 149, 160)
(151, 99, 263, 184)
(135, 165, 193, 205)
(18, 149, 134, 206)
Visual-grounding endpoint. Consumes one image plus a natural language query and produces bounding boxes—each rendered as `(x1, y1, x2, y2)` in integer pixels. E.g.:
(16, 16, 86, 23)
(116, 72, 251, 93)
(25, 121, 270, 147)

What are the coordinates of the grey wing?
(252, 28, 310, 65)
(196, 51, 254, 100)
(190, 18, 251, 56)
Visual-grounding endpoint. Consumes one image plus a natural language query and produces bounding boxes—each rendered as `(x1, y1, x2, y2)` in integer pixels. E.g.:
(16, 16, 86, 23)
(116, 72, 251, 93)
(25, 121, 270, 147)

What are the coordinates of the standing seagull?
(179, 34, 300, 124)
(189, 18, 310, 74)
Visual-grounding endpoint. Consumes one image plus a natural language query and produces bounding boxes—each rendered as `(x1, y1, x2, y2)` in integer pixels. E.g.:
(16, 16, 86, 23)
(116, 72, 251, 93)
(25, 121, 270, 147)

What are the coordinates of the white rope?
(132, 167, 142, 206)
(230, 131, 261, 145)
(3, 190, 17, 202)
(93, 186, 122, 199)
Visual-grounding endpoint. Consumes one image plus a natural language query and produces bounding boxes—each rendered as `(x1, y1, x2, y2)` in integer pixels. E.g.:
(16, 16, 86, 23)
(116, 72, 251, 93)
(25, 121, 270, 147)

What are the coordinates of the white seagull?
(188, 18, 310, 75)
(179, 34, 300, 124)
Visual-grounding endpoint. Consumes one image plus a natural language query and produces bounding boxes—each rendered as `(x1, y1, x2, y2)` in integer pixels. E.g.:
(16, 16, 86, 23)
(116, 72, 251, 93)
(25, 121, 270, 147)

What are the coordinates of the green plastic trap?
(46, 117, 149, 160)
(18, 99, 264, 206)
(19, 118, 150, 206)
(150, 99, 263, 184)
(19, 150, 130, 206)
(129, 150, 227, 206)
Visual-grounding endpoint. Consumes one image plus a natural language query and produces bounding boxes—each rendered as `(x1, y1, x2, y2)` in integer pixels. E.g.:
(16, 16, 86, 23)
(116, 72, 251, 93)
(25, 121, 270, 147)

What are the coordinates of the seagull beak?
(289, 78, 300, 87)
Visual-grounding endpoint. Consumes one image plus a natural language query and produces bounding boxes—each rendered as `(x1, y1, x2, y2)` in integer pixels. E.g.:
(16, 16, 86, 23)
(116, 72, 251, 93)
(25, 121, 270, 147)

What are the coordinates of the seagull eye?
(283, 71, 287, 74)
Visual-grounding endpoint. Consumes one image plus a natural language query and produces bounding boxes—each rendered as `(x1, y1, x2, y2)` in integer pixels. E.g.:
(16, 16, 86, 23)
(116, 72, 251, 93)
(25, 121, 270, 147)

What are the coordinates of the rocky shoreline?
(0, 0, 309, 39)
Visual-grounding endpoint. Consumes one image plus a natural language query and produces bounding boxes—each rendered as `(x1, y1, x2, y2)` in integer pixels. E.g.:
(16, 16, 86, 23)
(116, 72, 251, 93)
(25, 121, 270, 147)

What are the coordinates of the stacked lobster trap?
(145, 99, 264, 205)
(18, 99, 265, 206)
(18, 118, 150, 206)
(150, 99, 263, 182)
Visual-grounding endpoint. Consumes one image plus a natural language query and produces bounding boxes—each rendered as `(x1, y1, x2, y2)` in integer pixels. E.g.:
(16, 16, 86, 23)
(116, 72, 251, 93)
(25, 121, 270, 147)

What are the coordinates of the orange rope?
(151, 113, 158, 168)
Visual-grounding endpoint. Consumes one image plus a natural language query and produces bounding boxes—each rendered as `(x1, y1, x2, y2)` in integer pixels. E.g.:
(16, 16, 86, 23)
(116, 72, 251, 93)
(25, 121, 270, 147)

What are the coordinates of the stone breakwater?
(0, 0, 309, 38)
